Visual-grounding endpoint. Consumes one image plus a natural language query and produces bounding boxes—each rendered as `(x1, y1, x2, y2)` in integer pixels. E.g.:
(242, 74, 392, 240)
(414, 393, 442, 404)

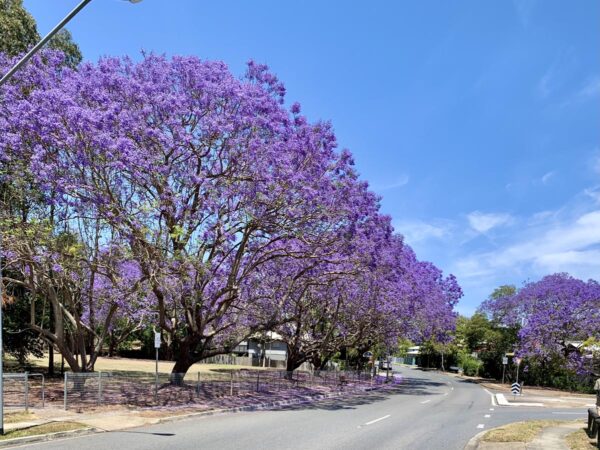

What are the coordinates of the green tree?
(0, 0, 82, 66)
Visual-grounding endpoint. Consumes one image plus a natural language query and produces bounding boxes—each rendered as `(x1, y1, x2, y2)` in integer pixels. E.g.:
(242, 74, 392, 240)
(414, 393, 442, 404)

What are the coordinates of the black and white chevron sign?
(511, 382, 521, 395)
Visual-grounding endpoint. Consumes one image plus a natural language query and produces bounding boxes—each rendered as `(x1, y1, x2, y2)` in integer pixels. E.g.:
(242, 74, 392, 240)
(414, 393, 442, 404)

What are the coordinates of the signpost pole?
(154, 331, 161, 403)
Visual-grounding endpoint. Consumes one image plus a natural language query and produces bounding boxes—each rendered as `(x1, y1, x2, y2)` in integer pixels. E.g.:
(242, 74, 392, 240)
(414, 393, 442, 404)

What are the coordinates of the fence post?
(97, 371, 102, 406)
(230, 371, 233, 396)
(41, 374, 45, 408)
(63, 372, 67, 410)
(256, 372, 260, 392)
(24, 372, 29, 412)
(196, 372, 200, 398)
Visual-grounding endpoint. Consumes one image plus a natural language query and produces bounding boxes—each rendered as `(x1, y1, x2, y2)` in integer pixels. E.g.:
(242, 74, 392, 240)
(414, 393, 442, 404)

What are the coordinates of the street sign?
(502, 357, 508, 365)
(154, 332, 161, 349)
(511, 382, 521, 395)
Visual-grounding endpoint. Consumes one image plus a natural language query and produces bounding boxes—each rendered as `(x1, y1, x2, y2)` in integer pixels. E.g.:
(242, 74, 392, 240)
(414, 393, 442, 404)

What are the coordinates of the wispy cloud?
(541, 171, 555, 185)
(584, 187, 600, 204)
(578, 76, 600, 99)
(513, 0, 539, 28)
(374, 174, 410, 191)
(536, 49, 576, 99)
(393, 219, 452, 244)
(467, 211, 513, 233)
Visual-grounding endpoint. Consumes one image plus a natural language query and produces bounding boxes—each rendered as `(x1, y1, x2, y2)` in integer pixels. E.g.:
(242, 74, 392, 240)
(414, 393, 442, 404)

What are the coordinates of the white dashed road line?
(477, 424, 485, 429)
(484, 414, 491, 418)
(365, 415, 391, 426)
(420, 400, 431, 404)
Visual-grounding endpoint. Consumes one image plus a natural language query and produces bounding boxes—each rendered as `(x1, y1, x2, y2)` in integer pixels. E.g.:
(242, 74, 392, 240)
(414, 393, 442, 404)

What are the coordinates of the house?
(233, 331, 288, 367)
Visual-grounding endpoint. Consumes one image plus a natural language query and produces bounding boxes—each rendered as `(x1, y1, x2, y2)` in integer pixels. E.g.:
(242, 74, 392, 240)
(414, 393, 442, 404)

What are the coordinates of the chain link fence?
(63, 369, 383, 410)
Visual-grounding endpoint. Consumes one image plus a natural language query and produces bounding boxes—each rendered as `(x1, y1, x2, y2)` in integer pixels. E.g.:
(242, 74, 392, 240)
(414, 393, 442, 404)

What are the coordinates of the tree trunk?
(170, 336, 202, 385)
(285, 348, 306, 376)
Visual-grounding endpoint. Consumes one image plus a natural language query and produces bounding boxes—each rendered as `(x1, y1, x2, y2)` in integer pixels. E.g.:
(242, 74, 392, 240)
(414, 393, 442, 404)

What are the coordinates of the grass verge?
(0, 422, 85, 441)
(565, 428, 596, 450)
(4, 412, 37, 424)
(482, 420, 562, 443)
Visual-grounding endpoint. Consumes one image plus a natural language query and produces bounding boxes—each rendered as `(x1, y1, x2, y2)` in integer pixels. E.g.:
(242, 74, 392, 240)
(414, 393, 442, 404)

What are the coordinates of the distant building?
(233, 331, 288, 367)
(405, 346, 421, 366)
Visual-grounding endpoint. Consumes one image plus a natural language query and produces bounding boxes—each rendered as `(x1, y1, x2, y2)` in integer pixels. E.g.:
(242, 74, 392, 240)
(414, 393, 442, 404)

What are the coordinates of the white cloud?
(467, 211, 513, 233)
(454, 209, 600, 282)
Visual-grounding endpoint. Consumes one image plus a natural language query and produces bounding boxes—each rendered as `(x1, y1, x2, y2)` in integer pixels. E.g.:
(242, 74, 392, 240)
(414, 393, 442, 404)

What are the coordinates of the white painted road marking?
(483, 388, 497, 406)
(484, 414, 491, 418)
(490, 408, 494, 411)
(420, 400, 431, 404)
(552, 412, 586, 415)
(477, 424, 485, 429)
(365, 415, 391, 425)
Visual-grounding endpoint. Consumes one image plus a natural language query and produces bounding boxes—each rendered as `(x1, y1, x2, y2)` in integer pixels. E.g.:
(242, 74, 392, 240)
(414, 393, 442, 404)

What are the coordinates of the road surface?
(14, 367, 588, 450)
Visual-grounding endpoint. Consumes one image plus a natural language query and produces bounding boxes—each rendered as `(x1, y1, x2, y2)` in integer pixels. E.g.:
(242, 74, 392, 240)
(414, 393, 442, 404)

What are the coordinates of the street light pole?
(0, 0, 143, 87)
(0, 0, 143, 435)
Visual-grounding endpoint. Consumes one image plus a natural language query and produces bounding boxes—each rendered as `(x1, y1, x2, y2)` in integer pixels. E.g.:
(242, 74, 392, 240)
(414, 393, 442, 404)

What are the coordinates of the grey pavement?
(10, 367, 589, 450)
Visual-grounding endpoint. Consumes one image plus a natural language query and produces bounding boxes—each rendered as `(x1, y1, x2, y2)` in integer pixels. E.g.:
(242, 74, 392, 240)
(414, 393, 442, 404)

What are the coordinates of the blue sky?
(24, 0, 600, 315)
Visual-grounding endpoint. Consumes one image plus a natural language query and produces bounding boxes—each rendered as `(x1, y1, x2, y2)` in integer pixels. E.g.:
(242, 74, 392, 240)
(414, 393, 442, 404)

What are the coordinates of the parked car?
(379, 359, 391, 370)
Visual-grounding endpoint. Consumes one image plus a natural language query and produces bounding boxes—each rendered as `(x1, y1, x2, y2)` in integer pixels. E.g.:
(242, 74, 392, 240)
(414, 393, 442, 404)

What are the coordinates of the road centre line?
(484, 414, 491, 418)
(365, 415, 391, 425)
(420, 400, 431, 404)
(477, 424, 485, 429)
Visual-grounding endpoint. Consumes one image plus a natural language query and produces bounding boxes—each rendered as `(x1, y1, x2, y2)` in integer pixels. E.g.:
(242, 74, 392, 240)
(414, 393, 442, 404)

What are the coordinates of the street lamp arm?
(0, 0, 93, 87)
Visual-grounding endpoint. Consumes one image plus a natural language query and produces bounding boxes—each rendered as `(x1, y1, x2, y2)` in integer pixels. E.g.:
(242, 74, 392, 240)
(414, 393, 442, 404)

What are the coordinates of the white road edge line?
(477, 424, 485, 429)
(365, 415, 391, 425)
(552, 412, 586, 415)
(483, 388, 497, 406)
(420, 400, 431, 404)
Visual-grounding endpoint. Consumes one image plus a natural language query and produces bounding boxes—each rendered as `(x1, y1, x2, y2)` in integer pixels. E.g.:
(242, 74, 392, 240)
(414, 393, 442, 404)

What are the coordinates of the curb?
(463, 429, 488, 450)
(0, 427, 97, 448)
(495, 393, 544, 407)
(156, 384, 389, 424)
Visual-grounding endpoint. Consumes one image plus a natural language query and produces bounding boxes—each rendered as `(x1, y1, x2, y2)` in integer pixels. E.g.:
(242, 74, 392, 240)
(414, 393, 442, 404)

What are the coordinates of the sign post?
(154, 331, 161, 402)
(502, 356, 508, 384)
(514, 357, 522, 386)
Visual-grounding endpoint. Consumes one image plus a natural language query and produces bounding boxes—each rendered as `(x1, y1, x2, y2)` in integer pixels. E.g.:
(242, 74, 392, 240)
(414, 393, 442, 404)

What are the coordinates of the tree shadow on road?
(271, 375, 446, 412)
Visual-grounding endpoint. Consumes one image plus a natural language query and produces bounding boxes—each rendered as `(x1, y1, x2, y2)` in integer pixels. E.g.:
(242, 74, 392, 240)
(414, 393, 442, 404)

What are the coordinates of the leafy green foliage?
(0, 0, 82, 67)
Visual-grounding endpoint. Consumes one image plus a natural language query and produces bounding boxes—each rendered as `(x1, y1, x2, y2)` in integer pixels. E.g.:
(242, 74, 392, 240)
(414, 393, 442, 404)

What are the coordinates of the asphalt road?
(14, 367, 589, 450)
